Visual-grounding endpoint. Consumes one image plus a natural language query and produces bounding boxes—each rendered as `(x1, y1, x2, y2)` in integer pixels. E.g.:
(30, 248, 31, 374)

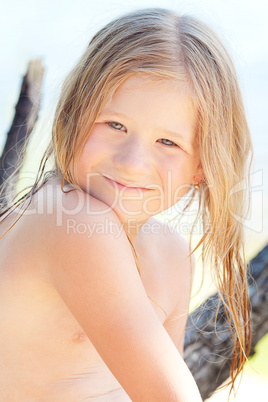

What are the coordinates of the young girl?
(0, 8, 252, 401)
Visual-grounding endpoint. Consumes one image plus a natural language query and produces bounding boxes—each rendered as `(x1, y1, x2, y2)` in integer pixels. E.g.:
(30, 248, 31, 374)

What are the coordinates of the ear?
(193, 164, 205, 184)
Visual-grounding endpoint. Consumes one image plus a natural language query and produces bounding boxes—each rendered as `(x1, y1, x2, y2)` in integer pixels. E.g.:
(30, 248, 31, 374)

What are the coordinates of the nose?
(113, 137, 152, 178)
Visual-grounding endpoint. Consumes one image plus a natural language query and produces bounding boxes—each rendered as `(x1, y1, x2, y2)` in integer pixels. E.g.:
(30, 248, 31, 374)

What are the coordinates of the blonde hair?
(1, 8, 252, 392)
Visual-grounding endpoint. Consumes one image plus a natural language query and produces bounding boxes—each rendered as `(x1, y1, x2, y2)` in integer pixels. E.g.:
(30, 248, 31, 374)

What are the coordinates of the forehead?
(103, 74, 195, 115)
(114, 73, 193, 98)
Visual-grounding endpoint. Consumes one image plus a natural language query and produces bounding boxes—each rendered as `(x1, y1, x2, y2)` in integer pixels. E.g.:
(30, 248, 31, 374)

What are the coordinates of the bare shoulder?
(3, 180, 124, 276)
(32, 182, 130, 274)
(136, 217, 194, 286)
(26, 180, 122, 239)
(138, 216, 191, 252)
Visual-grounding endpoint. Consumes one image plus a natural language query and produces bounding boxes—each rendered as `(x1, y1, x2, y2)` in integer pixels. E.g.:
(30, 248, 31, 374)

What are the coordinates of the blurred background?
(1, 0, 267, 400)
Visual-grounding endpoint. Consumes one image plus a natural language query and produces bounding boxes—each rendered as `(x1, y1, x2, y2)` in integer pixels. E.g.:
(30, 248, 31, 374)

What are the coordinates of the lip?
(103, 175, 152, 192)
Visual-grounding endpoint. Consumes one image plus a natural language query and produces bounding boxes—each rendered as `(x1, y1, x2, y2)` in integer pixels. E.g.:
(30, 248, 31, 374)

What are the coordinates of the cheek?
(73, 140, 99, 185)
(161, 156, 196, 185)
(160, 157, 197, 206)
(79, 138, 107, 169)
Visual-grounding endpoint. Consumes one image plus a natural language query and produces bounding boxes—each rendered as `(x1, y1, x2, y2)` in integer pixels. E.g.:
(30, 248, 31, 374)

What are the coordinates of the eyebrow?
(100, 109, 190, 144)
(100, 110, 131, 120)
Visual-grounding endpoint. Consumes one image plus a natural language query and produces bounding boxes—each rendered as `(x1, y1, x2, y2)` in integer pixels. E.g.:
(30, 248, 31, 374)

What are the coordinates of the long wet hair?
(0, 8, 253, 393)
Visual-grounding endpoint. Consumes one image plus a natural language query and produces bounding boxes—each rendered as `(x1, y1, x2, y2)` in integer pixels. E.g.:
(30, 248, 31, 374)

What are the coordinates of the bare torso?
(0, 182, 191, 401)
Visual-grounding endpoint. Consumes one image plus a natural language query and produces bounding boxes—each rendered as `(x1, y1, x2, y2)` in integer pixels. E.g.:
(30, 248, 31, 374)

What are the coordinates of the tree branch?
(0, 59, 44, 193)
(184, 245, 268, 400)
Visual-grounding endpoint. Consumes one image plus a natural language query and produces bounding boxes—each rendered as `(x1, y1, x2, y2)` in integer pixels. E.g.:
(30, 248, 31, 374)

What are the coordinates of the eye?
(158, 138, 179, 147)
(106, 121, 126, 131)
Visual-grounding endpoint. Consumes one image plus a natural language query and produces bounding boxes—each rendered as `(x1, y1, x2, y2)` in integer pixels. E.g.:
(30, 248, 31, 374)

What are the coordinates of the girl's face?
(76, 74, 202, 226)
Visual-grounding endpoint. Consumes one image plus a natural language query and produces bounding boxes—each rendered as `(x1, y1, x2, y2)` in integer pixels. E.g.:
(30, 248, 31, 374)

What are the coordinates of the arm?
(163, 231, 195, 356)
(48, 194, 201, 402)
(137, 219, 194, 356)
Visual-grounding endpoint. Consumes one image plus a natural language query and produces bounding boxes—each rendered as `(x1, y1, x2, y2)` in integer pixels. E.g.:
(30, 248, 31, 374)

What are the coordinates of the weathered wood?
(184, 245, 268, 400)
(0, 59, 44, 192)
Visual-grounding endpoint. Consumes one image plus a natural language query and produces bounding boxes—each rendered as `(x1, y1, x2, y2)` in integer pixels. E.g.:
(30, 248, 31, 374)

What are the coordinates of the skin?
(0, 75, 202, 401)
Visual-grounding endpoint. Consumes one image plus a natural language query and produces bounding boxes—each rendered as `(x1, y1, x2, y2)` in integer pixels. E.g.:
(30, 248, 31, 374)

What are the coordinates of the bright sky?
(1, 0, 267, 141)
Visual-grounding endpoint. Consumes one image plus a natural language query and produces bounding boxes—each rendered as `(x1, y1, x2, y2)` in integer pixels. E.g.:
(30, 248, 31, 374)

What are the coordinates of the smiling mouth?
(103, 175, 152, 191)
